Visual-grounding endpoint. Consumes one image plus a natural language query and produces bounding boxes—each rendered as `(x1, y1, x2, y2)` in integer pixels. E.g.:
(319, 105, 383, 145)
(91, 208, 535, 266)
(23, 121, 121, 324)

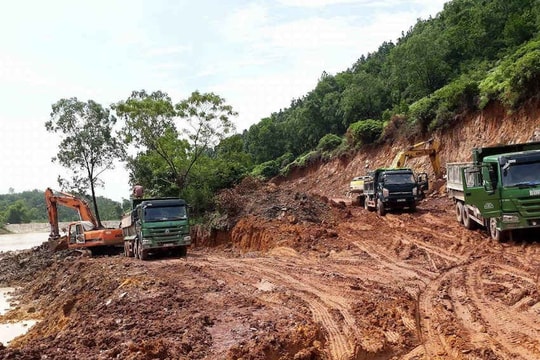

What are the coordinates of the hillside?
(278, 99, 540, 199)
(1, 100, 540, 359)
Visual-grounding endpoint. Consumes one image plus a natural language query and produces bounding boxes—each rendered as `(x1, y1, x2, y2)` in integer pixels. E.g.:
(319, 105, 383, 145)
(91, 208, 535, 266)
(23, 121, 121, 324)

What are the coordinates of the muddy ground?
(0, 176, 539, 360)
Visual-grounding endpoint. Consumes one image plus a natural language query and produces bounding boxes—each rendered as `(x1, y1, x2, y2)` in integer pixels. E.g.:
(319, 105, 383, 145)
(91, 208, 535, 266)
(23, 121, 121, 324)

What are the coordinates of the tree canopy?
(45, 98, 125, 226)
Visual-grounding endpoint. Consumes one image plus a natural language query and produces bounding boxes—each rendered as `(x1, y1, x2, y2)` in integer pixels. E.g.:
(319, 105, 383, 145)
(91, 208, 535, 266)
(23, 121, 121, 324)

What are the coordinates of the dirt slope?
(0, 101, 540, 360)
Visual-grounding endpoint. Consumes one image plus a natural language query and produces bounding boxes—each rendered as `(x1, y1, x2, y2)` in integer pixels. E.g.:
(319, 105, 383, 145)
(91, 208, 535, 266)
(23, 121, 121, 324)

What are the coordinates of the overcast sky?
(0, 0, 447, 202)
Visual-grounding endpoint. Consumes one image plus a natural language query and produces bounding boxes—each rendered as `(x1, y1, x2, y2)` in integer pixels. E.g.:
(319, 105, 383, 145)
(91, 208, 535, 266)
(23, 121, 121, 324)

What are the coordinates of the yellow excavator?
(390, 138, 443, 179)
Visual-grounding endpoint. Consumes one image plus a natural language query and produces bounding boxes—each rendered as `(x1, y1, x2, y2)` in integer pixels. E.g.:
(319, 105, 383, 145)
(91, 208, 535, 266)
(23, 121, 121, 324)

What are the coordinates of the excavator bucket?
(48, 235, 68, 252)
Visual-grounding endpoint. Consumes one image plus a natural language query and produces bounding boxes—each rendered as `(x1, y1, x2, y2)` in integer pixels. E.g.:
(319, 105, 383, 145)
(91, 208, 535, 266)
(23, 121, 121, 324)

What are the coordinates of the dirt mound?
(1, 100, 540, 359)
(0, 244, 77, 287)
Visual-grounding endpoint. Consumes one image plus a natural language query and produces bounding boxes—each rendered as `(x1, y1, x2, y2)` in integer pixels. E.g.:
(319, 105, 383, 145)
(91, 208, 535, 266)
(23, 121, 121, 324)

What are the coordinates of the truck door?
(462, 164, 501, 217)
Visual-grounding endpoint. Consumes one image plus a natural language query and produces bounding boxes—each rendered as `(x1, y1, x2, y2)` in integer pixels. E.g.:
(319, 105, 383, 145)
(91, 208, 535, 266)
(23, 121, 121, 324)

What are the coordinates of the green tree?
(347, 119, 384, 146)
(45, 98, 125, 227)
(116, 90, 237, 199)
(3, 200, 32, 224)
(175, 90, 237, 188)
(114, 90, 189, 195)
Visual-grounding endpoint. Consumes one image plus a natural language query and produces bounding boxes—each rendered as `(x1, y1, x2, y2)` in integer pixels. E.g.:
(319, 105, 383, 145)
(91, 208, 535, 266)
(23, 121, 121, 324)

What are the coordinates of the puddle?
(0, 287, 37, 345)
(0, 288, 15, 316)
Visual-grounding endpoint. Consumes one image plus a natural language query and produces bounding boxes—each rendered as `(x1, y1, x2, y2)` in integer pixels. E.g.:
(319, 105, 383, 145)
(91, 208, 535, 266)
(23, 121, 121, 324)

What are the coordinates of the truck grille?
(516, 197, 540, 217)
(147, 226, 186, 242)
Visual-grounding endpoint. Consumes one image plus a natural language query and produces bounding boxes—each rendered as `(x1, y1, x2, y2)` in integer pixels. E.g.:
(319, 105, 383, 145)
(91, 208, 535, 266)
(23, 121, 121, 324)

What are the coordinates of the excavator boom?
(391, 139, 442, 178)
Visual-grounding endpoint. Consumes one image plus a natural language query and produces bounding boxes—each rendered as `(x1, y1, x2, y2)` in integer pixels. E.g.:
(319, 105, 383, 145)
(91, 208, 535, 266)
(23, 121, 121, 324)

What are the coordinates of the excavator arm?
(45, 188, 99, 240)
(391, 139, 442, 178)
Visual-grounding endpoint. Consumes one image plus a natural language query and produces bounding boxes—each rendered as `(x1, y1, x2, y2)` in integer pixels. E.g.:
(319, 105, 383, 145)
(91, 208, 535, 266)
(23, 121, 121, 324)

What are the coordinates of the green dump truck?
(447, 141, 540, 241)
(121, 197, 191, 260)
(361, 168, 428, 215)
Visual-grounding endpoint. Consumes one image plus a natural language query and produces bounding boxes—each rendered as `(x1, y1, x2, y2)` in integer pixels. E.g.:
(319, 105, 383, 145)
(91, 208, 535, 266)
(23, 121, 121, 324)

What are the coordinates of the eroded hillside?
(0, 100, 540, 360)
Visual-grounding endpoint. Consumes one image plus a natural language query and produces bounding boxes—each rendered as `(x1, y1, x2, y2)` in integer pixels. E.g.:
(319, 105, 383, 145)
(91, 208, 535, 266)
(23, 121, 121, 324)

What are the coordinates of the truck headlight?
(502, 214, 520, 223)
(382, 188, 389, 197)
(412, 187, 418, 196)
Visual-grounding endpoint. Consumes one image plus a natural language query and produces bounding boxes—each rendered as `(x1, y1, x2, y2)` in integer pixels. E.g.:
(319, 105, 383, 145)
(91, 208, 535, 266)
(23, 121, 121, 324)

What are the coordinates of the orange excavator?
(45, 188, 123, 251)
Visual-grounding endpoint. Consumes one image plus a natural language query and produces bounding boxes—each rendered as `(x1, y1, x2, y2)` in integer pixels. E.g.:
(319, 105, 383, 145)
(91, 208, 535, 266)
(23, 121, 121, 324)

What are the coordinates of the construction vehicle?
(45, 188, 123, 250)
(121, 186, 191, 260)
(361, 168, 428, 215)
(447, 141, 540, 241)
(347, 176, 369, 196)
(391, 138, 443, 179)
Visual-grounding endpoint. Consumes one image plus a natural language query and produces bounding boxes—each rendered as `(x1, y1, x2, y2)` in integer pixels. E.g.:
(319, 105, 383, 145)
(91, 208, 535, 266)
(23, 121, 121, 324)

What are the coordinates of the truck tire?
(377, 199, 386, 216)
(489, 218, 507, 242)
(409, 202, 416, 212)
(138, 244, 148, 260)
(124, 242, 132, 257)
(178, 246, 187, 257)
(455, 202, 464, 224)
(462, 207, 476, 229)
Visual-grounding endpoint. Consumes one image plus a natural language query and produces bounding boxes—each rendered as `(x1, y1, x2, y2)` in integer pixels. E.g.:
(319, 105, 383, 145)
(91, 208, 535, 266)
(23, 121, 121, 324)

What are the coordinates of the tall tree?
(114, 90, 187, 194)
(45, 98, 125, 226)
(115, 90, 237, 194)
(175, 90, 237, 188)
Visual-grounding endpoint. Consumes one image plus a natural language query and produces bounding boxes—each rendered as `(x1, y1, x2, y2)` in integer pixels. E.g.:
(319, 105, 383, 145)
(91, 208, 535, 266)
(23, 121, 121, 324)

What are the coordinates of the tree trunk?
(90, 182, 103, 228)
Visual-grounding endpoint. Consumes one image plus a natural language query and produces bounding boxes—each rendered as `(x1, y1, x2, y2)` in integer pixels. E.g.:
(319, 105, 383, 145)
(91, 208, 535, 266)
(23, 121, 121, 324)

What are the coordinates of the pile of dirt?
(0, 244, 78, 287)
(194, 177, 342, 250)
(1, 100, 540, 359)
(216, 177, 334, 225)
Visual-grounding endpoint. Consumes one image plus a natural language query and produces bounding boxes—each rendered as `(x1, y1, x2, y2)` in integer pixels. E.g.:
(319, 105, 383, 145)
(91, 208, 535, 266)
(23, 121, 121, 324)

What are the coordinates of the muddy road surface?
(0, 194, 539, 360)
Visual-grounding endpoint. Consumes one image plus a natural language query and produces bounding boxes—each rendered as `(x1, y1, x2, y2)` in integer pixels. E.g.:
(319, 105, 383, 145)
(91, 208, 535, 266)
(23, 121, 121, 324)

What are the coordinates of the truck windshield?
(502, 162, 540, 187)
(144, 206, 187, 221)
(384, 173, 415, 184)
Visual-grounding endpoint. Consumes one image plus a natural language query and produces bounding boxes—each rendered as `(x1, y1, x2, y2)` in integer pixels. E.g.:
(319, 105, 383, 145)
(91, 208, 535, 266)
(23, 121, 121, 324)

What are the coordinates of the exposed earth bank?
(1, 101, 540, 360)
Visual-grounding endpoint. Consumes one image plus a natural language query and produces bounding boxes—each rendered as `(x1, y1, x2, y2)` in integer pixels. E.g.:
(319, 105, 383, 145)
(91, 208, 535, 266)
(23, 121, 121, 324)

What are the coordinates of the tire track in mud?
(191, 254, 408, 360)
(220, 256, 357, 360)
(413, 254, 540, 359)
(464, 259, 540, 359)
(416, 264, 467, 359)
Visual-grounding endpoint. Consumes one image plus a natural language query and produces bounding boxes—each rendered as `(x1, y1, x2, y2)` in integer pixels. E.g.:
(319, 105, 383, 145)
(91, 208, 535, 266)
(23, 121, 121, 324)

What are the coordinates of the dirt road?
(0, 194, 539, 360)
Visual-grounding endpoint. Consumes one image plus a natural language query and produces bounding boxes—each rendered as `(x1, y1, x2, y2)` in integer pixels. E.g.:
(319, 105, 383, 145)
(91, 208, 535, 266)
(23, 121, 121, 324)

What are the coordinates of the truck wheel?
(138, 245, 148, 260)
(462, 208, 476, 230)
(178, 246, 187, 257)
(409, 202, 417, 212)
(377, 199, 386, 216)
(489, 218, 507, 242)
(455, 202, 464, 224)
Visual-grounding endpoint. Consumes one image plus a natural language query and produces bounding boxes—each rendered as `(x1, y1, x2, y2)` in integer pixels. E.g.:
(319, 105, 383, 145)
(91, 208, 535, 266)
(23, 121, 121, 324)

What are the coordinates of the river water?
(0, 232, 48, 345)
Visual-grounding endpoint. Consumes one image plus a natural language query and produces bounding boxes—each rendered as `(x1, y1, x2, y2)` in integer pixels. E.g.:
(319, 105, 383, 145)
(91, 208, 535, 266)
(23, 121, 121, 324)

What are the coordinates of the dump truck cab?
(362, 168, 427, 215)
(447, 141, 540, 241)
(122, 197, 191, 260)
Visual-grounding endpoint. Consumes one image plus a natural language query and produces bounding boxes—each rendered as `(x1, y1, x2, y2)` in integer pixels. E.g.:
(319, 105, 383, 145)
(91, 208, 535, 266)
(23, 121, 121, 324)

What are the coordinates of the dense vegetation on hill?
(3, 0, 540, 224)
(243, 0, 540, 179)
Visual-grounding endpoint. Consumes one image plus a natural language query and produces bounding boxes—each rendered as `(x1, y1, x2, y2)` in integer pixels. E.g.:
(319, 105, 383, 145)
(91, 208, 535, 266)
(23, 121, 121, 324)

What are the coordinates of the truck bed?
(446, 162, 471, 191)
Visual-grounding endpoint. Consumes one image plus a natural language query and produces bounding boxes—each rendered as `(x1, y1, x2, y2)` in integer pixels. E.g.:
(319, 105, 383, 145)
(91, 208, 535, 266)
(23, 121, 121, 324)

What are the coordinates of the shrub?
(479, 37, 540, 109)
(251, 160, 279, 179)
(316, 134, 343, 152)
(346, 119, 384, 146)
(408, 76, 480, 133)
